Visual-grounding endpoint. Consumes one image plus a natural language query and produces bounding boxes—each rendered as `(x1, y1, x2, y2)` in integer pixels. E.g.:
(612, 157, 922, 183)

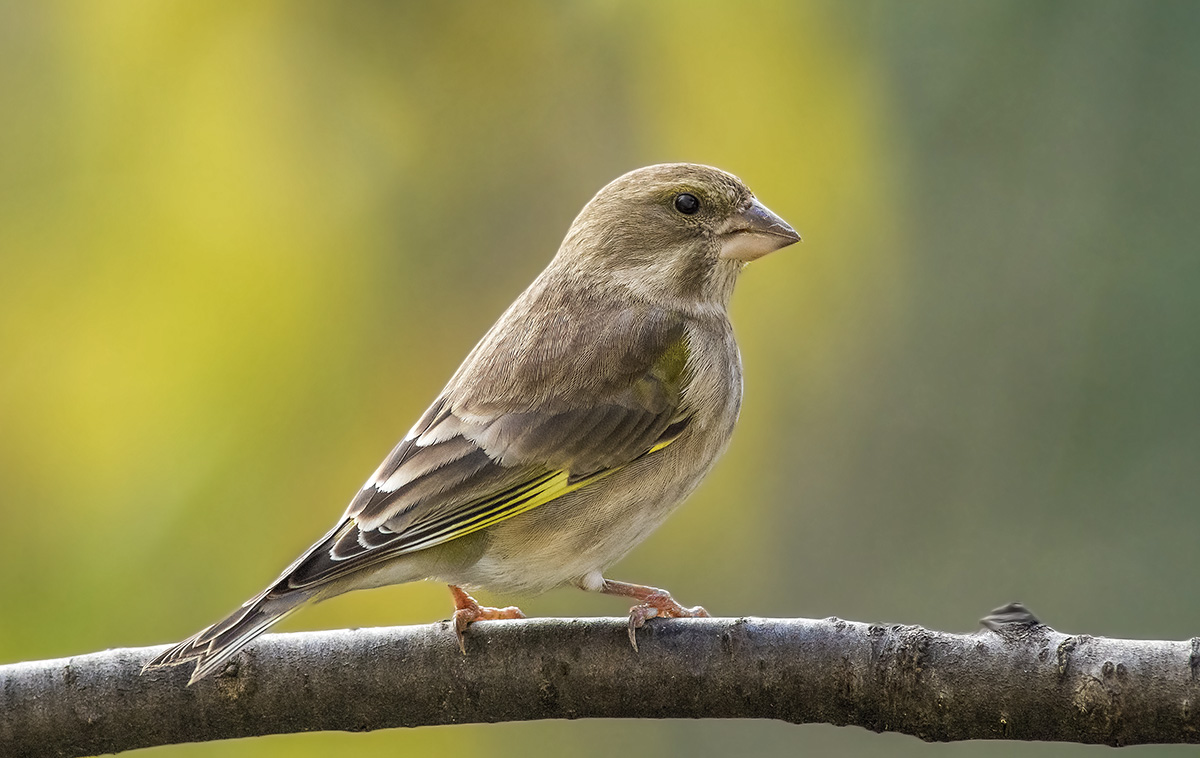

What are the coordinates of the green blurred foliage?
(2, 1, 1199, 755)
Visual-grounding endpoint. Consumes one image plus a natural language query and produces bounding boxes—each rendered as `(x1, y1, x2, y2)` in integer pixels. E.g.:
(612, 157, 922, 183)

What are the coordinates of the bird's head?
(555, 163, 800, 308)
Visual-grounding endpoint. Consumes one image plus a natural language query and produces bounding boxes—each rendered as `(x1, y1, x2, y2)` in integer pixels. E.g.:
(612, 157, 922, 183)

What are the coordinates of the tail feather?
(143, 587, 311, 684)
(145, 522, 353, 683)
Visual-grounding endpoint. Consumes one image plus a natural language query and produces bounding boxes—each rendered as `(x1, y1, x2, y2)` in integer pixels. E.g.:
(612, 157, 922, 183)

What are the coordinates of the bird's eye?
(673, 193, 701, 215)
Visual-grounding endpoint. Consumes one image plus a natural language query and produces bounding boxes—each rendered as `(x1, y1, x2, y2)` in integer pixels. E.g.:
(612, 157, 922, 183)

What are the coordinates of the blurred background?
(2, 1, 1199, 755)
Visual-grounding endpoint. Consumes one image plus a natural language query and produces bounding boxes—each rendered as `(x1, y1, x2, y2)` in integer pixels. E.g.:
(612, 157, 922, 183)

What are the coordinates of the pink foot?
(449, 585, 525, 653)
(625, 589, 709, 651)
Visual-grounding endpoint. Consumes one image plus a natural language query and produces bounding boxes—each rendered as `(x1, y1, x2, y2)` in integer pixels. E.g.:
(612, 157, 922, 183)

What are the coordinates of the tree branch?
(3, 611, 1199, 757)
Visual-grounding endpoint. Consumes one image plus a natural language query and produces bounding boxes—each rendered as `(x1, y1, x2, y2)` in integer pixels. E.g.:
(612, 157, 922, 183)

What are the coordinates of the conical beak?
(719, 198, 801, 262)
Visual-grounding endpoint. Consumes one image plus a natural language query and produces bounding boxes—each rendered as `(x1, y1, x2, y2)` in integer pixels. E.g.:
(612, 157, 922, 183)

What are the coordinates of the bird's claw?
(625, 590, 709, 651)
(449, 585, 525, 654)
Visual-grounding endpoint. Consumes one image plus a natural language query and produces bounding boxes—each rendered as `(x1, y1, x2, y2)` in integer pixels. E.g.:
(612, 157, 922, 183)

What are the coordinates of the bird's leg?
(582, 575, 709, 651)
(448, 585, 526, 654)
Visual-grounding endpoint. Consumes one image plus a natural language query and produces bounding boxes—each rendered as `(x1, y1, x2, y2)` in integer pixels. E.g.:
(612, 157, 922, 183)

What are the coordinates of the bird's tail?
(142, 583, 312, 684)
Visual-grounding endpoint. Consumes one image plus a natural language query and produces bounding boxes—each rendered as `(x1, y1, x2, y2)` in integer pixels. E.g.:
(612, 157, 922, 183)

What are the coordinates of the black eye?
(673, 193, 700, 215)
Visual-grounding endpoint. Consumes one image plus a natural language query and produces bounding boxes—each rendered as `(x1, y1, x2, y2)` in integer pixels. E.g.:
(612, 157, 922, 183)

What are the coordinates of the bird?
(143, 162, 800, 684)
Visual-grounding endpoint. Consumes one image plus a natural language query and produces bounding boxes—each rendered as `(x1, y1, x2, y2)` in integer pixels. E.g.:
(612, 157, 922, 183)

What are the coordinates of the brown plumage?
(144, 163, 799, 683)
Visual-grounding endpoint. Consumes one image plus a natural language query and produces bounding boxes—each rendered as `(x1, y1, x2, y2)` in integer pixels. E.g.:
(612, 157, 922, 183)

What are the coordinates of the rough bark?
(2, 610, 1199, 757)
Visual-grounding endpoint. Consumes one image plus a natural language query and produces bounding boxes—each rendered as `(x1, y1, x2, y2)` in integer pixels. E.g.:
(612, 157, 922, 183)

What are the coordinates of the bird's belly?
(456, 451, 712, 594)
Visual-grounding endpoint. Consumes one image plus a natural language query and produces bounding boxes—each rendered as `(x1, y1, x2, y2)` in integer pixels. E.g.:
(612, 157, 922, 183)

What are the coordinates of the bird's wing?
(280, 297, 693, 590)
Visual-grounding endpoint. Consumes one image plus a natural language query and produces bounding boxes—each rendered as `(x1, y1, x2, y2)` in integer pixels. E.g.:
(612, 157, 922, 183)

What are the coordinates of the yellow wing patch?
(393, 467, 617, 554)
(350, 425, 689, 558)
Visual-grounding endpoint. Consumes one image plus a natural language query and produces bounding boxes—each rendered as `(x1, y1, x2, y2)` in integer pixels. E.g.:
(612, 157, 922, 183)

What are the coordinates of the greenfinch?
(145, 163, 800, 683)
